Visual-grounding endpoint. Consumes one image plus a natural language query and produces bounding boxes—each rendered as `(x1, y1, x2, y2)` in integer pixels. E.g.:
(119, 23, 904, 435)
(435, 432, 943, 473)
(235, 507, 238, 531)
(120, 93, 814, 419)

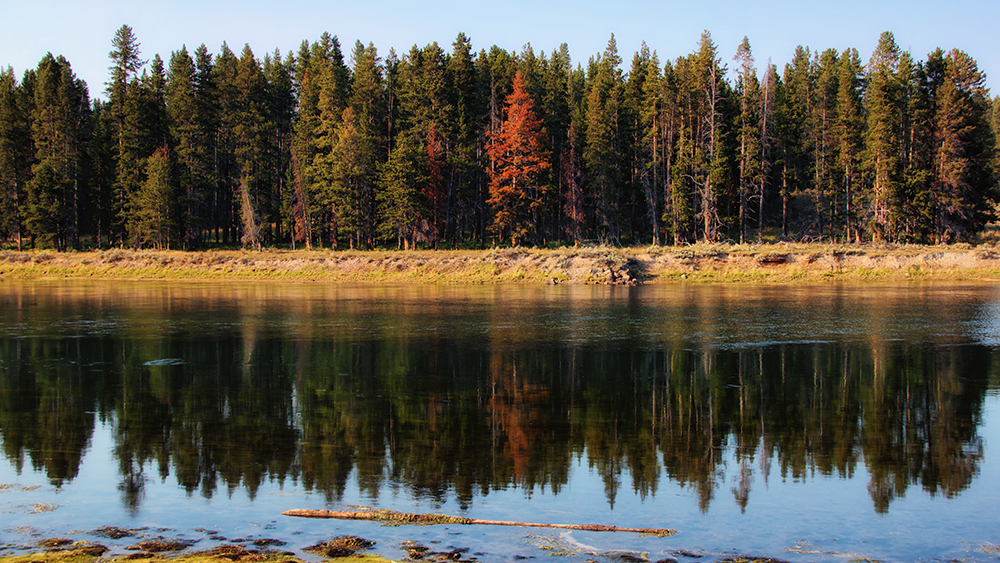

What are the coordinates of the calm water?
(1, 280, 999, 562)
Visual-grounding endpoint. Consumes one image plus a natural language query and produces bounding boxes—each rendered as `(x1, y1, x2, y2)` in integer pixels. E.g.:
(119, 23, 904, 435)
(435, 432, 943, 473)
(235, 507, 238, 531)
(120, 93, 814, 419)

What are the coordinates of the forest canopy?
(1, 27, 998, 250)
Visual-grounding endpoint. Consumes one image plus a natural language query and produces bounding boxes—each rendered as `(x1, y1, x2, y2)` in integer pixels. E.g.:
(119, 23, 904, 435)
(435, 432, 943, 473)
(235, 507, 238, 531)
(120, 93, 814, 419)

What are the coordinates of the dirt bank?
(2, 243, 1000, 284)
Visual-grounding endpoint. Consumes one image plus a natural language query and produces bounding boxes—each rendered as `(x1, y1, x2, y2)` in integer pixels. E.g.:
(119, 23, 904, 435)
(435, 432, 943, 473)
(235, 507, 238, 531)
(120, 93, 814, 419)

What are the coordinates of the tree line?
(1, 26, 998, 250)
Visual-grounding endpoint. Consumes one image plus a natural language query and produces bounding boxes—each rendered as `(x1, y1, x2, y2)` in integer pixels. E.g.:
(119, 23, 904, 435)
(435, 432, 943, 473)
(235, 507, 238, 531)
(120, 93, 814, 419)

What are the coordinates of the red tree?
(487, 71, 550, 246)
(424, 126, 445, 247)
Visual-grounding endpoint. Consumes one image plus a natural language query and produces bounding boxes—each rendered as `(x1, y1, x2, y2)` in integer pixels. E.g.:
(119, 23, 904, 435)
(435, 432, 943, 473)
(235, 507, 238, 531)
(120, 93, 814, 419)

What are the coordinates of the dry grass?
(1, 243, 999, 284)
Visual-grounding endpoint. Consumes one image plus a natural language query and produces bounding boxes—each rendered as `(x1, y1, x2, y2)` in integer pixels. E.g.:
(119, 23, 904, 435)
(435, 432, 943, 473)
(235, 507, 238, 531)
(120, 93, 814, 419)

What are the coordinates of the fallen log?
(282, 508, 676, 537)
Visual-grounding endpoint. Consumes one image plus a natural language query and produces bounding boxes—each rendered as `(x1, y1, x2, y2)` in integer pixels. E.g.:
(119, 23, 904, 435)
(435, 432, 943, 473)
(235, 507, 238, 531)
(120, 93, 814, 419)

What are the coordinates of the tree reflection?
(0, 288, 994, 515)
(0, 338, 96, 487)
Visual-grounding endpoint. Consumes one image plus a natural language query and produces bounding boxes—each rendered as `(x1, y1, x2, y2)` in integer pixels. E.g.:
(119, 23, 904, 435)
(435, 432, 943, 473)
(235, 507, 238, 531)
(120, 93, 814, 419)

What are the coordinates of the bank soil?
(2, 244, 1000, 284)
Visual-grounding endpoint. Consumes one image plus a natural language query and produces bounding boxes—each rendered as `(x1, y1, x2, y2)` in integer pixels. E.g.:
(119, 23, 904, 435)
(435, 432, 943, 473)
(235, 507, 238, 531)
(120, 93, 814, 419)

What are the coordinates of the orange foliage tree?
(425, 126, 445, 246)
(487, 71, 550, 246)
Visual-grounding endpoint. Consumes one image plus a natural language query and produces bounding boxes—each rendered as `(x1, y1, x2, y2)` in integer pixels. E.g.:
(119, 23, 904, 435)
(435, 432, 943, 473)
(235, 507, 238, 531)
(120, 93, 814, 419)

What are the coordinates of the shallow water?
(1, 280, 999, 562)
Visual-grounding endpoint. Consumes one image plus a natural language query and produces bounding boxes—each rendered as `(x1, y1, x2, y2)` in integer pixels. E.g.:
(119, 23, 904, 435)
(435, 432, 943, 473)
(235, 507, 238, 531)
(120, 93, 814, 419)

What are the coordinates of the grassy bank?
(2, 243, 1000, 284)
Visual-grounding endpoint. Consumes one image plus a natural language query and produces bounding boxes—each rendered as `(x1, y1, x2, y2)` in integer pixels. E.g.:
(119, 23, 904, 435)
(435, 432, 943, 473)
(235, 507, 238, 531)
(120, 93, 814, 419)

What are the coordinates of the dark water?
(1, 280, 999, 562)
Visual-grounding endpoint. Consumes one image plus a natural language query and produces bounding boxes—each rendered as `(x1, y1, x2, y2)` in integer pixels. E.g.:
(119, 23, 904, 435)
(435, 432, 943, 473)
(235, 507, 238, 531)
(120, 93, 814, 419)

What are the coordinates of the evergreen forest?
(1, 26, 999, 251)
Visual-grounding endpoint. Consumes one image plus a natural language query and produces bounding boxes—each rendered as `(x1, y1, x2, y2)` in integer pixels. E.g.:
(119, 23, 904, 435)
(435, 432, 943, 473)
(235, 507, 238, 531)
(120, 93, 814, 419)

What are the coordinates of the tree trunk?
(282, 509, 675, 537)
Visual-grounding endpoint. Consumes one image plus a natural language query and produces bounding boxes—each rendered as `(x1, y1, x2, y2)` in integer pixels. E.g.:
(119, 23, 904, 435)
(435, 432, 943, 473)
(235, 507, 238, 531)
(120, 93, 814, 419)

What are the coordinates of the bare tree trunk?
(239, 176, 261, 249)
(283, 509, 675, 537)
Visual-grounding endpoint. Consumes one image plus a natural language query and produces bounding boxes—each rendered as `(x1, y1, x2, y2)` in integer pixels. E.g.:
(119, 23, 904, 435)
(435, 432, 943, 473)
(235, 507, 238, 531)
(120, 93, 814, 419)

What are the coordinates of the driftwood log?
(282, 508, 675, 537)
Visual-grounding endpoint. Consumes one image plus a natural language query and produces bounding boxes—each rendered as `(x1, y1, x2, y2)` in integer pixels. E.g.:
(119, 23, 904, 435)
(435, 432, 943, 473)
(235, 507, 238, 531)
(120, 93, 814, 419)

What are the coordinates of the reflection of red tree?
(488, 355, 549, 483)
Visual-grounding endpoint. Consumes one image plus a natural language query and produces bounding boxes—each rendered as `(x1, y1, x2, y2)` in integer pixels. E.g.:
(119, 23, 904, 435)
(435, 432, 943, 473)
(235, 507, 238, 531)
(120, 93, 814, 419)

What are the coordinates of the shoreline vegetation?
(2, 243, 1000, 285)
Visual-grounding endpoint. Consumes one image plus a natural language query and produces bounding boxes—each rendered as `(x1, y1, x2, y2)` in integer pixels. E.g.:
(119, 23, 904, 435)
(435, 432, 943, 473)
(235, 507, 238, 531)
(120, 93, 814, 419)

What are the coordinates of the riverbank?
(2, 243, 1000, 284)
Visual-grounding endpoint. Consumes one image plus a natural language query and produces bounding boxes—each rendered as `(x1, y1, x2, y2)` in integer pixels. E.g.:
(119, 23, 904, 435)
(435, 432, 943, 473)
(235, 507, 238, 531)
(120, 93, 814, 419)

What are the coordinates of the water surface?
(1, 281, 998, 562)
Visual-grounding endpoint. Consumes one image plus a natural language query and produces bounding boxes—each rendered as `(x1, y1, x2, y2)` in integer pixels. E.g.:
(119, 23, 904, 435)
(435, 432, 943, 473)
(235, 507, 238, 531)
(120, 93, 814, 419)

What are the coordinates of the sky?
(2, 0, 998, 100)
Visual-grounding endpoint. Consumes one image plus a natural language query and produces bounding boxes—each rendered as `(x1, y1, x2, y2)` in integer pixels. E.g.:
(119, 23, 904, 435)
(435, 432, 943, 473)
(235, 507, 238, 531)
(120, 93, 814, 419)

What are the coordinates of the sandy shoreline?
(2, 244, 1000, 284)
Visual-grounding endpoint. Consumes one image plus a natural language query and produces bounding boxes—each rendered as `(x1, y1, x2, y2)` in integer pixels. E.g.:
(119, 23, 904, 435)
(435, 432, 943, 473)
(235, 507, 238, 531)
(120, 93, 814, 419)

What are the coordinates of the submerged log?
(282, 508, 676, 537)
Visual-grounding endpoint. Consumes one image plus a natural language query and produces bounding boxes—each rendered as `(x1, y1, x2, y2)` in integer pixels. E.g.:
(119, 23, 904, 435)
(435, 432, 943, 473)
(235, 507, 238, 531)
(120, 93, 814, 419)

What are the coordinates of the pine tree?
(288, 146, 311, 249)
(0, 67, 33, 248)
(295, 33, 352, 247)
(232, 44, 270, 248)
(106, 25, 146, 246)
(119, 57, 169, 247)
(562, 124, 585, 245)
(898, 51, 936, 240)
(835, 48, 865, 242)
(865, 31, 903, 241)
(132, 146, 174, 248)
(88, 101, 115, 246)
(322, 34, 352, 121)
(813, 48, 839, 239)
(480, 45, 517, 152)
(377, 132, 428, 249)
(399, 43, 449, 139)
(193, 44, 219, 243)
(28, 54, 89, 249)
(167, 46, 210, 247)
(351, 41, 385, 131)
(696, 30, 727, 242)
(327, 106, 376, 249)
(290, 40, 319, 248)
(657, 59, 682, 244)
(666, 54, 699, 243)
(424, 124, 446, 245)
(930, 49, 996, 241)
(445, 33, 481, 246)
(264, 48, 296, 245)
(584, 80, 613, 238)
(146, 55, 169, 149)
(758, 62, 778, 238)
(285, 43, 313, 250)
(486, 70, 551, 246)
(991, 96, 1000, 180)
(394, 42, 455, 247)
(348, 41, 386, 251)
(26, 160, 63, 248)
(626, 43, 663, 245)
(384, 47, 401, 155)
(617, 46, 642, 243)
(778, 45, 814, 238)
(212, 43, 240, 245)
(584, 35, 624, 243)
(734, 37, 762, 243)
(107, 25, 144, 103)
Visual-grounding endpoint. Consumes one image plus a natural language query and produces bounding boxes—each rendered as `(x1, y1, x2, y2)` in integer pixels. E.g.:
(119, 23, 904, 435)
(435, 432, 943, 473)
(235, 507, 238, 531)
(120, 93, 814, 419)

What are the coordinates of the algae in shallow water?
(303, 537, 375, 558)
(0, 484, 41, 493)
(91, 527, 142, 540)
(125, 539, 197, 553)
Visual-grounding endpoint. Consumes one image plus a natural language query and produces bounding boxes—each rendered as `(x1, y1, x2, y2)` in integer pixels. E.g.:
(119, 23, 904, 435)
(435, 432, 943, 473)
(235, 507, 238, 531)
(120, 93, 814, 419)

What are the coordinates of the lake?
(1, 280, 999, 562)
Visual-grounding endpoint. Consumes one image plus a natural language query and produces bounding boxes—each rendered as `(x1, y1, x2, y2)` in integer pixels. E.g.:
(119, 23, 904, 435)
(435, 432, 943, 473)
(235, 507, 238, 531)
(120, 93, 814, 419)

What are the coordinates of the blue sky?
(2, 0, 997, 100)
